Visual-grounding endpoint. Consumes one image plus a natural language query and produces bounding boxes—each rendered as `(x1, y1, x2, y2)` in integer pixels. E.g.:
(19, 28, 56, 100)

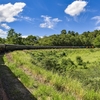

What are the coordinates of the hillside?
(1, 48, 100, 100)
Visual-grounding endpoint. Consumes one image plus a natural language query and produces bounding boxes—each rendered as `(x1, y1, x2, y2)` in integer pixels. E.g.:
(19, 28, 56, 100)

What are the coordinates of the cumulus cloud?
(40, 15, 62, 29)
(0, 29, 7, 35)
(0, 2, 26, 37)
(0, 2, 26, 23)
(92, 16, 100, 25)
(64, 0, 88, 16)
(1, 23, 10, 29)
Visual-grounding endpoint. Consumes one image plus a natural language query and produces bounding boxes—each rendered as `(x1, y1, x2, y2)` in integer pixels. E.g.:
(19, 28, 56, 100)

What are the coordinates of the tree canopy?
(0, 28, 100, 47)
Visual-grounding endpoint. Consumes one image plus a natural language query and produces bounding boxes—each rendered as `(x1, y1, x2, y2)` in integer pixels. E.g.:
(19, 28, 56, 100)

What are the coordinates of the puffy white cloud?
(1, 23, 10, 29)
(92, 16, 100, 25)
(0, 2, 26, 37)
(64, 0, 88, 16)
(0, 29, 7, 35)
(40, 15, 62, 29)
(0, 2, 26, 23)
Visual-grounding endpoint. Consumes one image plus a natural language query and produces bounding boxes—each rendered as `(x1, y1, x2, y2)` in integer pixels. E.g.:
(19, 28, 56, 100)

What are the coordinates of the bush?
(61, 58, 74, 66)
(76, 56, 83, 65)
(59, 52, 66, 57)
(42, 57, 58, 71)
(60, 58, 76, 73)
(83, 62, 87, 69)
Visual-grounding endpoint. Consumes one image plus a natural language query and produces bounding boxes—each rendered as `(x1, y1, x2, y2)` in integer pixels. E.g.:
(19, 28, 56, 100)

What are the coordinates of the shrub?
(42, 57, 58, 71)
(60, 58, 76, 73)
(76, 56, 83, 65)
(83, 62, 87, 69)
(59, 52, 66, 57)
(61, 58, 74, 66)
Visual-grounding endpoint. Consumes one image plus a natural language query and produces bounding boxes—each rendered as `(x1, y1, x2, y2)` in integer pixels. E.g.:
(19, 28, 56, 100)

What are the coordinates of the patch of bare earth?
(5, 53, 13, 62)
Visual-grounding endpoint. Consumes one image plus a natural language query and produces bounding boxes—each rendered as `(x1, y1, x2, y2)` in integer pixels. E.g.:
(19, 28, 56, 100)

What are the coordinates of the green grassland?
(3, 48, 100, 100)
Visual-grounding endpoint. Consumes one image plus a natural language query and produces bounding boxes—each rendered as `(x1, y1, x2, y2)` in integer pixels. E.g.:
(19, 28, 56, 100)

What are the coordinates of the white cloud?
(17, 15, 35, 24)
(1, 23, 10, 29)
(92, 16, 100, 30)
(40, 15, 62, 29)
(95, 26, 100, 30)
(92, 16, 100, 25)
(0, 29, 7, 35)
(23, 16, 32, 21)
(0, 2, 26, 23)
(19, 16, 33, 21)
(0, 2, 26, 37)
(40, 36, 43, 38)
(22, 35, 28, 38)
(64, 0, 88, 16)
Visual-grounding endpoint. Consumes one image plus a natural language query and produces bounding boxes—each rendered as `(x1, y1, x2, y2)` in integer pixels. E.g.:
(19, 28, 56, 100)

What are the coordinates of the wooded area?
(0, 29, 100, 47)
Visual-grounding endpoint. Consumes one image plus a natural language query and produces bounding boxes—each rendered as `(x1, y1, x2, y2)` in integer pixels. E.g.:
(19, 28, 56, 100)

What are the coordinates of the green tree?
(0, 38, 5, 44)
(24, 35, 38, 45)
(61, 29, 67, 34)
(6, 29, 23, 44)
(93, 35, 100, 47)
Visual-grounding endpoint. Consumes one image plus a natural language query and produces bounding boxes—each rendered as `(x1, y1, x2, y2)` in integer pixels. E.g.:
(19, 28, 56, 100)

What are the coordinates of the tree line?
(0, 29, 100, 47)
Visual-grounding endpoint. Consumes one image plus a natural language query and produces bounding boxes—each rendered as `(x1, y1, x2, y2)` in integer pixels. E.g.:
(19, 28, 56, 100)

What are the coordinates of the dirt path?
(0, 54, 37, 100)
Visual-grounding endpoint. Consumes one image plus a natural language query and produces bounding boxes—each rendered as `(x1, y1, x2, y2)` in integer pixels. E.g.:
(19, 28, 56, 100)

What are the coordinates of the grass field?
(2, 48, 100, 100)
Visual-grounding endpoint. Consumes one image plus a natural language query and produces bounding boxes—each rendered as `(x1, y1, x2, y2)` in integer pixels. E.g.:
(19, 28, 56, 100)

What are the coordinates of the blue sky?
(0, 0, 100, 38)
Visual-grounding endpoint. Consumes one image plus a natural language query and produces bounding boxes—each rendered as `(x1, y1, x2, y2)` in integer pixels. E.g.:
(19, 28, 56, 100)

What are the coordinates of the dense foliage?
(0, 29, 100, 47)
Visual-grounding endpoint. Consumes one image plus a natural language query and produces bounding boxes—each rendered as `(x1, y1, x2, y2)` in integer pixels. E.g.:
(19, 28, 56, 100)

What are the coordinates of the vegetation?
(1, 29, 100, 47)
(1, 28, 100, 99)
(3, 49, 100, 99)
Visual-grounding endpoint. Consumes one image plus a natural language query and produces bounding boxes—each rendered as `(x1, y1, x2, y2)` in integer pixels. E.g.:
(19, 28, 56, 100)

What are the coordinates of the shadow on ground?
(0, 53, 37, 100)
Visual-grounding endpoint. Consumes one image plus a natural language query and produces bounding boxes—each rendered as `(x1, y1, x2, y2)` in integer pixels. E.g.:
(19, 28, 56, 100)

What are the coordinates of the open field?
(1, 48, 100, 100)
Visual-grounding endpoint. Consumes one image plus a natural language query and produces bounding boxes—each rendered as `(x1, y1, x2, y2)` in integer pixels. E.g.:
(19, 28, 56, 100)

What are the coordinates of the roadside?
(0, 54, 8, 100)
(0, 54, 37, 100)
